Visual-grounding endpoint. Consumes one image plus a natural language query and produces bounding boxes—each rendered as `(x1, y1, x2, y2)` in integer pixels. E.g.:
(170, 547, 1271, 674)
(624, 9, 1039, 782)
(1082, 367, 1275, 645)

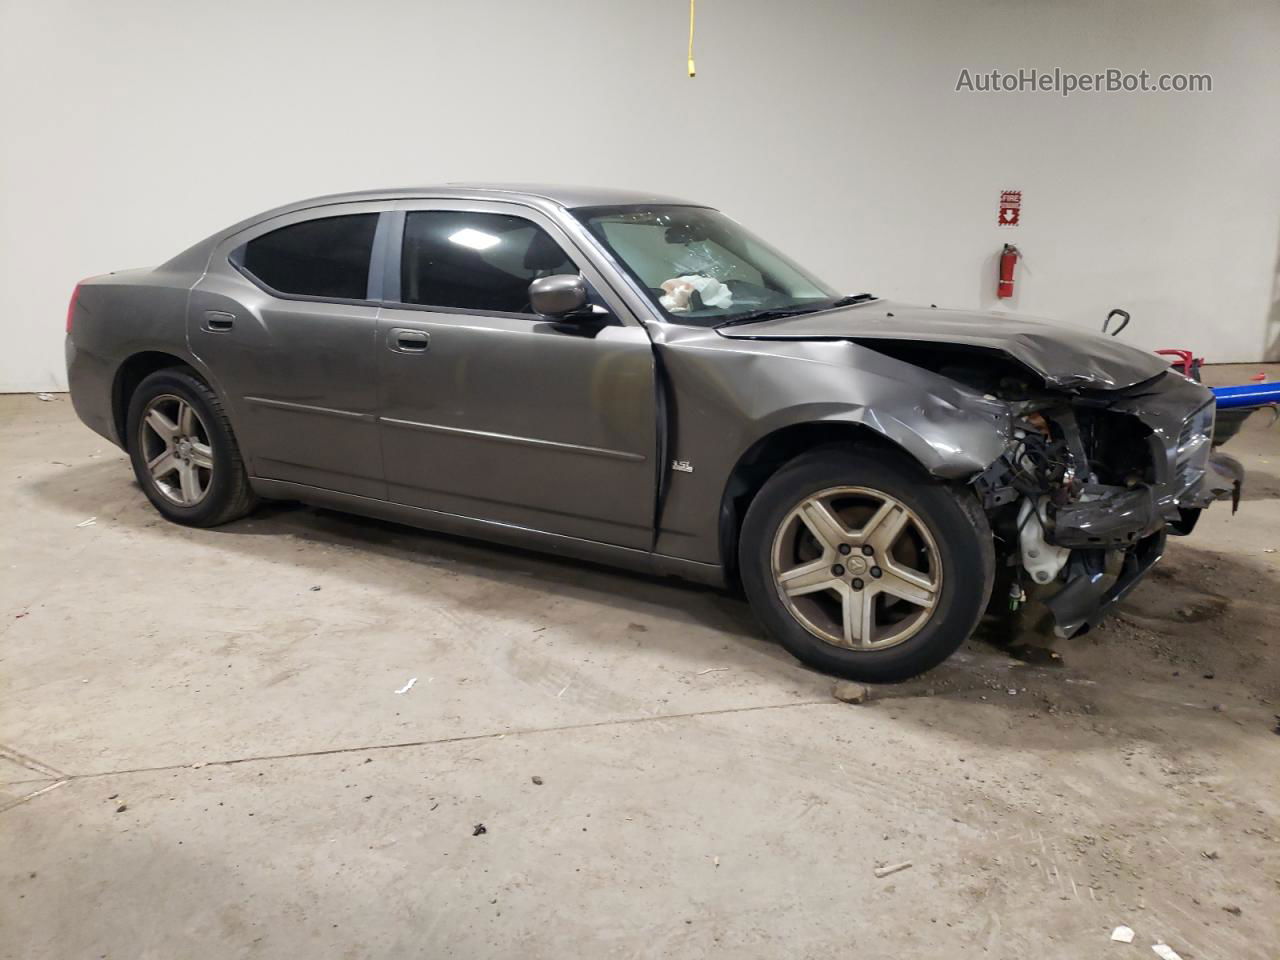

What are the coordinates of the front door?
(376, 202, 658, 549)
(188, 206, 387, 499)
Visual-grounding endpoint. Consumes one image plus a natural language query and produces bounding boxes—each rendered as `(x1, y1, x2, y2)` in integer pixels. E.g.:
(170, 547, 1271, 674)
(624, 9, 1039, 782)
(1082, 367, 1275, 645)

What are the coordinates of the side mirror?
(529, 274, 588, 318)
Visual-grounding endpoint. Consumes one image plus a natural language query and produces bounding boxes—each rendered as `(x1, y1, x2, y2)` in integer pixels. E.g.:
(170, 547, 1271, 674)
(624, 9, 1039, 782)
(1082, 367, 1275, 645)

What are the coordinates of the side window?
(238, 213, 379, 300)
(400, 211, 578, 314)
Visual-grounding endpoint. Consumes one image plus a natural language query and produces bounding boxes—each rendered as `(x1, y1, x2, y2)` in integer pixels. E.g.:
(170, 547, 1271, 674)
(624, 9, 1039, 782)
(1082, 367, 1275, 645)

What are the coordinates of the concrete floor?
(2, 374, 1278, 959)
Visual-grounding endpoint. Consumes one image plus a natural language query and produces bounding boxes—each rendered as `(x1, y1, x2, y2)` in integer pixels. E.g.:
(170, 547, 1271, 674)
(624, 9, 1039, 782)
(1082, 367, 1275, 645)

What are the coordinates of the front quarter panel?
(651, 326, 1011, 564)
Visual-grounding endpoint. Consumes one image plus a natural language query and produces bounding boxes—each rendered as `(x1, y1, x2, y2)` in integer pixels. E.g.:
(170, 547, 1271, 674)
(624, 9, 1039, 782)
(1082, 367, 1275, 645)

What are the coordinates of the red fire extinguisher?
(997, 244, 1020, 299)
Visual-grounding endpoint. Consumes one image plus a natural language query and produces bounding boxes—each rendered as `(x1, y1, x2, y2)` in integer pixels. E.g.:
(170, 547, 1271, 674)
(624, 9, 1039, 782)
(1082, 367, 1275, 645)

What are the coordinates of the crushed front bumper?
(1041, 450, 1242, 636)
(1038, 371, 1243, 636)
(1050, 450, 1243, 550)
(1044, 530, 1166, 637)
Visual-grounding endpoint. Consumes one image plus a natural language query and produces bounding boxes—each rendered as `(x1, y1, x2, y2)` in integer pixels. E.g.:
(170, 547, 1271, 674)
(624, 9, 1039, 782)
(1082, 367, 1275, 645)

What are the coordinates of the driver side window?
(400, 211, 579, 315)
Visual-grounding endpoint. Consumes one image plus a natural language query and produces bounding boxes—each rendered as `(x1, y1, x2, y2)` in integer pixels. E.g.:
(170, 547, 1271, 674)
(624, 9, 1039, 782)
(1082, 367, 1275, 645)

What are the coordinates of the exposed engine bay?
(875, 340, 1245, 637)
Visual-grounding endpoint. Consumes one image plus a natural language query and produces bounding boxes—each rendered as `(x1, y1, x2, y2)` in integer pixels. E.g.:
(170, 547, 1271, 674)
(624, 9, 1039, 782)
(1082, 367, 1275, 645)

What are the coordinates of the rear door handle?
(388, 328, 430, 353)
(203, 311, 235, 332)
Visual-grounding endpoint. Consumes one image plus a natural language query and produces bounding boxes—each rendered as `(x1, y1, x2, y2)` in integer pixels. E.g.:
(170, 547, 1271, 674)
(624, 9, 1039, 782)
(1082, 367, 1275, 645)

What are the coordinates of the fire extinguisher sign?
(998, 190, 1022, 226)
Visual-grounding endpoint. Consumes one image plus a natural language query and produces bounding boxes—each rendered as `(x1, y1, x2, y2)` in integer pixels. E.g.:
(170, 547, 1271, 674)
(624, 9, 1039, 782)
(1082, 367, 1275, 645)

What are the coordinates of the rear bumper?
(66, 335, 122, 447)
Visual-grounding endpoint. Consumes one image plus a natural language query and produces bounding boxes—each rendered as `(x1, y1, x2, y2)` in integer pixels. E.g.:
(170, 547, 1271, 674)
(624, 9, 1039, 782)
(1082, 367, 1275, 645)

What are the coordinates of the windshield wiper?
(715, 293, 877, 330)
(716, 306, 823, 329)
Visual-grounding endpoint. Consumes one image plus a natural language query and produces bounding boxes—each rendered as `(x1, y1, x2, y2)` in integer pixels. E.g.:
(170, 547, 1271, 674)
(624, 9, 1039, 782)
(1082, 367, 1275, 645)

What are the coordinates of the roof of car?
(290, 183, 703, 211)
(159, 184, 713, 272)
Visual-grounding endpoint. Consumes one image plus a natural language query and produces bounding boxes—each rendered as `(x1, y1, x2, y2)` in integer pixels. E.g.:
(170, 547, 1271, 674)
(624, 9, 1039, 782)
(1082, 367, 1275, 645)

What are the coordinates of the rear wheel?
(126, 368, 256, 527)
(739, 449, 993, 682)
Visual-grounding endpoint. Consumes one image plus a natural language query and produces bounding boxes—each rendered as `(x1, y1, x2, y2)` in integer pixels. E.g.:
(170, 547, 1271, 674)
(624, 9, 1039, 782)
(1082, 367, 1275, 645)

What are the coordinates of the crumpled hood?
(716, 301, 1172, 390)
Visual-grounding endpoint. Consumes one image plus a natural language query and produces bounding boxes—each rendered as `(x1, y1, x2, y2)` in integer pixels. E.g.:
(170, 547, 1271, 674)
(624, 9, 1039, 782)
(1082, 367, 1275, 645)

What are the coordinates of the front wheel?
(126, 367, 257, 527)
(739, 449, 994, 682)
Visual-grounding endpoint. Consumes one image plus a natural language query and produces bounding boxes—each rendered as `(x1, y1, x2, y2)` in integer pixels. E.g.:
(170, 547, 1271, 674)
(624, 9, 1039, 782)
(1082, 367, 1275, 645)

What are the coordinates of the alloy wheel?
(139, 394, 214, 506)
(769, 486, 943, 651)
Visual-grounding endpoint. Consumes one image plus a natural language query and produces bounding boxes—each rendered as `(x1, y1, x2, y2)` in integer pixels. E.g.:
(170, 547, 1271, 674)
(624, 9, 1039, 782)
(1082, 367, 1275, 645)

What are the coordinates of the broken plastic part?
(1180, 451, 1243, 512)
(1050, 486, 1159, 549)
(1043, 530, 1165, 637)
(1018, 496, 1071, 585)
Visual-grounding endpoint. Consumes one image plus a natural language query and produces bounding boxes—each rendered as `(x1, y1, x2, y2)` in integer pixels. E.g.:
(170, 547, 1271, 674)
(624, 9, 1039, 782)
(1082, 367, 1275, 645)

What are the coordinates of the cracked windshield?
(574, 205, 845, 326)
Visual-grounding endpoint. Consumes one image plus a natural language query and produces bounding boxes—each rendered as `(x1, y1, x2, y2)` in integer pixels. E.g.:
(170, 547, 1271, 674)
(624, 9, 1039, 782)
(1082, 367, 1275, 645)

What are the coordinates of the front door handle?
(388, 328, 430, 353)
(203, 311, 235, 332)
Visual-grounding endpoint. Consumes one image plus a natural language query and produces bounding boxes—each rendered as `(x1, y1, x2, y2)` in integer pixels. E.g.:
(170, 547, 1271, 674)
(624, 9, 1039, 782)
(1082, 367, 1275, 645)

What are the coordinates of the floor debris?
(472, 823, 487, 836)
(531, 776, 543, 786)
(75, 517, 97, 527)
(873, 861, 912, 878)
(36, 393, 54, 401)
(833, 680, 870, 704)
(394, 678, 417, 695)
(1110, 925, 1135, 943)
(1150, 945, 1184, 960)
(696, 667, 729, 676)
(1004, 643, 1064, 666)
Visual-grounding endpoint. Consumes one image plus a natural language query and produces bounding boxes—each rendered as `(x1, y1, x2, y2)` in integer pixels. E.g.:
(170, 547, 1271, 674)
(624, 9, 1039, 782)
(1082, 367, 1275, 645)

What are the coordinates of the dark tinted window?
(240, 214, 378, 300)
(400, 211, 577, 314)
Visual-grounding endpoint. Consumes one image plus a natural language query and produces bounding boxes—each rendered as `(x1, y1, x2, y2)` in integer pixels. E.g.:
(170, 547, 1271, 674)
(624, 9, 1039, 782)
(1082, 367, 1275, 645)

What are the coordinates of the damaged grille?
(1174, 401, 1214, 493)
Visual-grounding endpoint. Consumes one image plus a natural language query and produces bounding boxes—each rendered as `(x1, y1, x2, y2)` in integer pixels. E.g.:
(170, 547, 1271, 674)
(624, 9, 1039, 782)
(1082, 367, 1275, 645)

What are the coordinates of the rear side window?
(238, 214, 379, 300)
(400, 211, 577, 314)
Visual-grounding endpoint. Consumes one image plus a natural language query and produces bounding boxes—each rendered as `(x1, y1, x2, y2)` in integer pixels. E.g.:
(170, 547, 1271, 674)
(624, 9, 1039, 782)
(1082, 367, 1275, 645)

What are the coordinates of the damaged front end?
(971, 367, 1243, 637)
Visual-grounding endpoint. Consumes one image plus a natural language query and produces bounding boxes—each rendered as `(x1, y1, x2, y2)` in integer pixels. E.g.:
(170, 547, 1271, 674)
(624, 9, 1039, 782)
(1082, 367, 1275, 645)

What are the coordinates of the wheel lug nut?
(851, 578, 864, 591)
(861, 545, 874, 556)
(870, 566, 883, 578)
(831, 564, 845, 577)
(838, 543, 851, 555)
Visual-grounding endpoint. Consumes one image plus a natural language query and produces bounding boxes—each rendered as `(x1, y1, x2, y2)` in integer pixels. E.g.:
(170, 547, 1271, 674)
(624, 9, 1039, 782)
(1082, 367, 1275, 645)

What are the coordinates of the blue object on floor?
(1210, 383, 1280, 409)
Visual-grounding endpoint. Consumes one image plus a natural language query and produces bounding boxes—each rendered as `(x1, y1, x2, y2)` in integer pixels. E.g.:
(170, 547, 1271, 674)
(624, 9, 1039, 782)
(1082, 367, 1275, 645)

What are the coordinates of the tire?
(126, 367, 257, 527)
(739, 448, 994, 682)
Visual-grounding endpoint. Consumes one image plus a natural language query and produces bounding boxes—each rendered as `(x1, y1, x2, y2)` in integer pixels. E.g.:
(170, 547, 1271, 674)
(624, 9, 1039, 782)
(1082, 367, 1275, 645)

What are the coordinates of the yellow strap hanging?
(687, 0, 697, 77)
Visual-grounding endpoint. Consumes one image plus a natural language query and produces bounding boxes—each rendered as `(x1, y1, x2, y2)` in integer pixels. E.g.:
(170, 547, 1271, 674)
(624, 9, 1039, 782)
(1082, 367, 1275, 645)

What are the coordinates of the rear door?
(376, 200, 658, 549)
(188, 205, 390, 498)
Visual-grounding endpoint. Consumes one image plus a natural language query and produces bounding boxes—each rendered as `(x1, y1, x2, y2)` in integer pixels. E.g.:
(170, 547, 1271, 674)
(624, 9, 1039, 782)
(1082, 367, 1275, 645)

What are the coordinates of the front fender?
(650, 328, 1011, 565)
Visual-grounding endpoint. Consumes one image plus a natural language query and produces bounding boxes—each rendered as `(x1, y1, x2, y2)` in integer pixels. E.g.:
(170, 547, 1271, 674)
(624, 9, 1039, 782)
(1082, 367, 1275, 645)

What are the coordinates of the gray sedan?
(65, 184, 1240, 680)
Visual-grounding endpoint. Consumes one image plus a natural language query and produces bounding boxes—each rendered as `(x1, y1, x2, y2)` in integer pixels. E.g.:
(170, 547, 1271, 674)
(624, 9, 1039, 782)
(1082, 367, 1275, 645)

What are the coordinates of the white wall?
(2, 0, 1278, 392)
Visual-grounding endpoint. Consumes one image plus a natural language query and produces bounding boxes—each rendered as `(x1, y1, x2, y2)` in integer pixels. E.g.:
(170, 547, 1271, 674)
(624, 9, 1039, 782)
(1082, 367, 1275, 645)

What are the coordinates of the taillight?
(66, 283, 82, 333)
